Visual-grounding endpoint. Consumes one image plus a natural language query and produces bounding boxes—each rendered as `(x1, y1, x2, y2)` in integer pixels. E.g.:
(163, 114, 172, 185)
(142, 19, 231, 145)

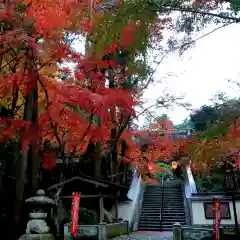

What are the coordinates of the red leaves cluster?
(0, 0, 179, 174)
(0, 0, 139, 169)
(121, 118, 189, 176)
(42, 150, 57, 169)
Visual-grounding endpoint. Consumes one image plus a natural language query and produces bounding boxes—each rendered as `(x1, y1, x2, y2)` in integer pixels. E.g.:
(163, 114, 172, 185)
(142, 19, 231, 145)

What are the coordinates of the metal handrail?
(159, 175, 164, 231)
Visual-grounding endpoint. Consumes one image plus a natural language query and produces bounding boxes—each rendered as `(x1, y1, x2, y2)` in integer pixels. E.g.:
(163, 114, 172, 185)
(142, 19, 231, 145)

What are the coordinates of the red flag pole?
(213, 198, 221, 240)
(71, 192, 81, 237)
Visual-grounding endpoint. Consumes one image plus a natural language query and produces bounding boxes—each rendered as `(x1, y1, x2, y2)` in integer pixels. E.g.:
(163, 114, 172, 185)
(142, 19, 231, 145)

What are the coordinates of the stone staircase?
(161, 180, 186, 231)
(137, 185, 162, 231)
(137, 179, 186, 232)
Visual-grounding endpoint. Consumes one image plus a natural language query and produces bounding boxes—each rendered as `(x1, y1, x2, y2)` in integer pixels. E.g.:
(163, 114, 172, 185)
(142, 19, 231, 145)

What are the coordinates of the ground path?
(112, 231, 173, 240)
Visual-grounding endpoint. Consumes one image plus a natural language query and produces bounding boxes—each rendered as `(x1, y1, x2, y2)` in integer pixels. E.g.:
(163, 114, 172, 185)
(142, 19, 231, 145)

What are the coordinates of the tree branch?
(155, 3, 240, 22)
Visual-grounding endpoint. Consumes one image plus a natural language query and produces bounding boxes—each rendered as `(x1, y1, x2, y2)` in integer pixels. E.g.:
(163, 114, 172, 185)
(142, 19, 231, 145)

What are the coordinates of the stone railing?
(64, 221, 129, 240)
(173, 223, 238, 240)
(127, 170, 145, 232)
(106, 222, 129, 239)
(183, 166, 197, 197)
(118, 169, 144, 232)
(182, 166, 198, 225)
(173, 223, 214, 240)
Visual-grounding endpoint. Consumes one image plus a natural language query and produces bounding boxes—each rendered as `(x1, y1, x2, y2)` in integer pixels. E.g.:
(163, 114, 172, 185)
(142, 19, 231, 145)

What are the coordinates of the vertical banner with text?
(71, 193, 81, 236)
(213, 199, 222, 240)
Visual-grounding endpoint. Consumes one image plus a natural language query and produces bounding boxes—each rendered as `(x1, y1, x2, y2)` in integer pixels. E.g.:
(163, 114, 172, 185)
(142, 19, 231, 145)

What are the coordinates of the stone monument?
(19, 189, 56, 240)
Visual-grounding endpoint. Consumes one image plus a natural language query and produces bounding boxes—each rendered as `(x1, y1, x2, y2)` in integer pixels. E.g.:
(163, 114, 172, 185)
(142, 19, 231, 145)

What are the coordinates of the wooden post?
(99, 197, 104, 223)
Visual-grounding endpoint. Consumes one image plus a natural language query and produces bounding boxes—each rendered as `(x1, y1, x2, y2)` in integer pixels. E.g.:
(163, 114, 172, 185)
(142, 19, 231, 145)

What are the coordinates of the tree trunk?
(14, 48, 38, 224)
(94, 142, 102, 178)
(15, 87, 36, 224)
(30, 83, 39, 195)
(109, 75, 119, 184)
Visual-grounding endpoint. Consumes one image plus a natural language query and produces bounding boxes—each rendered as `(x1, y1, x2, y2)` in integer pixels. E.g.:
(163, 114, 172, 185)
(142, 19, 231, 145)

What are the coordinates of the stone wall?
(183, 166, 240, 225)
(110, 170, 145, 232)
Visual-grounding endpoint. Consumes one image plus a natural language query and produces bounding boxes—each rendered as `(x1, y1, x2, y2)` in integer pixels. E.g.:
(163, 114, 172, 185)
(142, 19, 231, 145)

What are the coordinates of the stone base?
(19, 233, 55, 240)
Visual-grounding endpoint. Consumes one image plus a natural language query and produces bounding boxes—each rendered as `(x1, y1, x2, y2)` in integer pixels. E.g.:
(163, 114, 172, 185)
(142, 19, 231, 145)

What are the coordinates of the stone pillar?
(99, 197, 104, 223)
(64, 223, 71, 240)
(173, 222, 182, 240)
(99, 223, 107, 240)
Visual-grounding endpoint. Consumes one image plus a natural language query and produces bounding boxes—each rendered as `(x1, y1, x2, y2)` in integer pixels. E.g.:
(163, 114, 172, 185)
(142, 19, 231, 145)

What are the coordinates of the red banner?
(213, 199, 222, 240)
(71, 193, 80, 236)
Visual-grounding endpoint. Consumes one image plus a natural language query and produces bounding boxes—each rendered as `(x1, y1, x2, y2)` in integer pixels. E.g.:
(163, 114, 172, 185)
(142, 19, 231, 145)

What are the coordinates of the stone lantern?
(19, 189, 56, 240)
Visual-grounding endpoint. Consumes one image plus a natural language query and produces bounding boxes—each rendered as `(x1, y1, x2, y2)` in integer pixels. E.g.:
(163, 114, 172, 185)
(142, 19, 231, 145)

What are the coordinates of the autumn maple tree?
(0, 0, 138, 227)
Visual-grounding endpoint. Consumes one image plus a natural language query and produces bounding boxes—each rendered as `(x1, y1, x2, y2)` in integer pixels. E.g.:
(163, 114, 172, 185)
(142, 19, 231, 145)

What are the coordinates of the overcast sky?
(138, 23, 240, 126)
(73, 22, 240, 126)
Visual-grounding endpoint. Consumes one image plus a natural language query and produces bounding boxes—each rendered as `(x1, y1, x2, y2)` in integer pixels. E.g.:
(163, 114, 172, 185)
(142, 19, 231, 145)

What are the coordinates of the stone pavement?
(111, 231, 173, 240)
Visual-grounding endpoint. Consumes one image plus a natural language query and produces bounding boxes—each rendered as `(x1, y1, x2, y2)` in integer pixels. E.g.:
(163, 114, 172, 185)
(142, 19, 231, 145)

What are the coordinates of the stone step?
(140, 213, 161, 216)
(144, 196, 162, 198)
(144, 193, 162, 195)
(145, 189, 162, 191)
(162, 204, 184, 206)
(163, 193, 183, 195)
(162, 205, 184, 208)
(162, 206, 184, 208)
(142, 203, 161, 206)
(138, 221, 161, 225)
(139, 218, 161, 221)
(161, 219, 186, 222)
(144, 194, 162, 197)
(143, 200, 162, 203)
(162, 196, 183, 198)
(161, 212, 185, 216)
(138, 224, 161, 228)
(137, 227, 160, 231)
(142, 202, 162, 205)
(162, 194, 183, 196)
(145, 197, 182, 200)
(161, 218, 185, 221)
(139, 216, 161, 219)
(162, 205, 184, 210)
(140, 210, 161, 213)
(162, 203, 183, 205)
(162, 202, 183, 205)
(161, 218, 185, 222)
(142, 206, 161, 208)
(143, 199, 162, 201)
(141, 205, 161, 208)
(163, 193, 182, 197)
(143, 200, 162, 202)
(161, 209, 185, 211)
(162, 200, 183, 202)
(161, 214, 185, 217)
(145, 190, 162, 192)
(141, 208, 161, 211)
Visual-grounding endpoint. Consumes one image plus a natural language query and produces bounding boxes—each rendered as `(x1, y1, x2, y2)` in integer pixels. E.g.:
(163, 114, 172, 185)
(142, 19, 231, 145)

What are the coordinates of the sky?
(138, 23, 240, 126)
(73, 22, 240, 127)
